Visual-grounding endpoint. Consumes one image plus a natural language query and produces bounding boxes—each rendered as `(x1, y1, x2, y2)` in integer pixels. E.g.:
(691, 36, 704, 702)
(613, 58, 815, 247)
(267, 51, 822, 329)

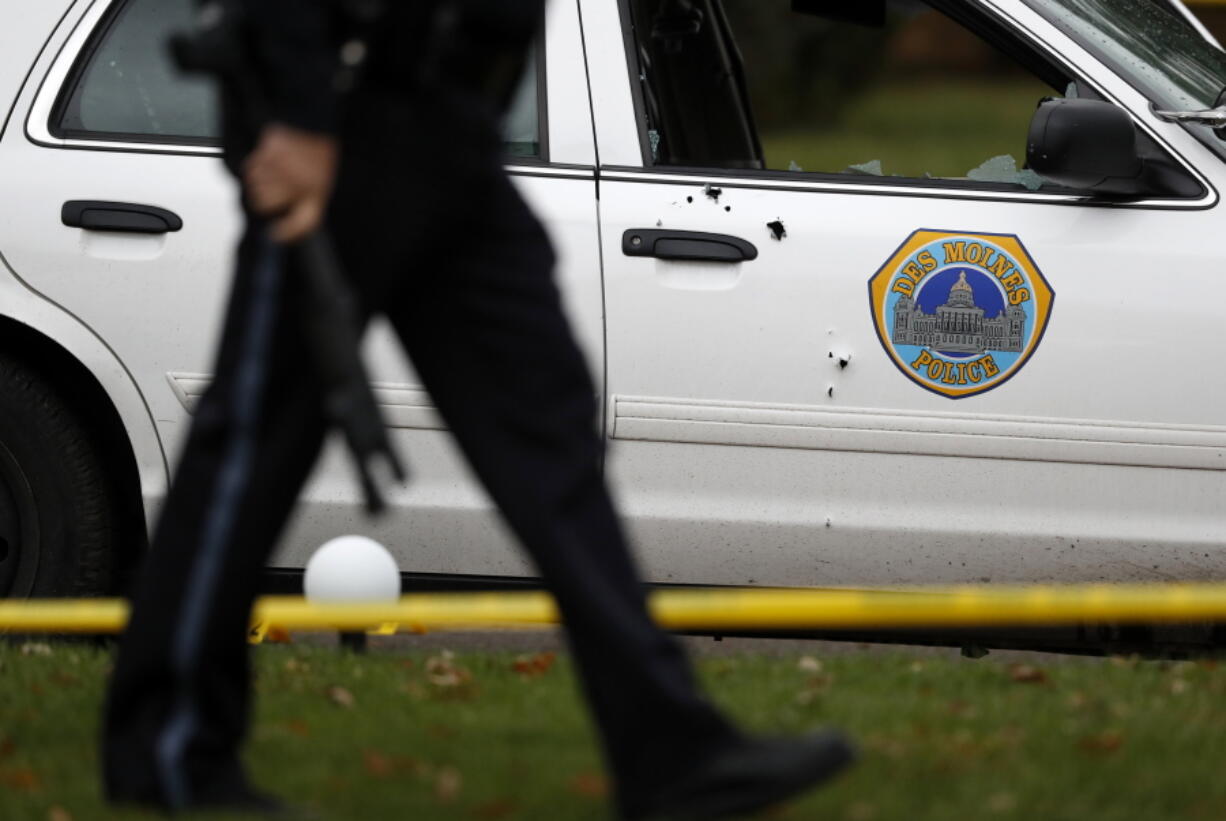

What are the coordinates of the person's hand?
(243, 124, 340, 243)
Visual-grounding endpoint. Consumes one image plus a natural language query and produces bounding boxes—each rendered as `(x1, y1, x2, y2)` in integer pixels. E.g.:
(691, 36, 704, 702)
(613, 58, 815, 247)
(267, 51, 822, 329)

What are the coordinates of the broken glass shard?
(846, 159, 883, 176)
(966, 154, 1045, 191)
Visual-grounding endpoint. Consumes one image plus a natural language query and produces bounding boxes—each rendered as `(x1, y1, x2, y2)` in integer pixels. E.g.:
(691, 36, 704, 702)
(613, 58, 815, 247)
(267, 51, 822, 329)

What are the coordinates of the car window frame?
(29, 0, 552, 163)
(48, 0, 218, 148)
(612, 0, 1213, 209)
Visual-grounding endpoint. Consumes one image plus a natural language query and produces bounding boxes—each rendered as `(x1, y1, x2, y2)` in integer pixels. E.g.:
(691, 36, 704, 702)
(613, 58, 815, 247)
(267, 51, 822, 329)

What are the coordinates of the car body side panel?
(0, 0, 604, 577)
(589, 0, 1226, 587)
(0, 0, 168, 519)
(598, 179, 1226, 587)
(0, 251, 168, 522)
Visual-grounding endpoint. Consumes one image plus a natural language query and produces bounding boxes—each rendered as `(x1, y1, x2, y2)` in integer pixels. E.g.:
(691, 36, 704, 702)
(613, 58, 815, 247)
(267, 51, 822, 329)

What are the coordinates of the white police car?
(2, 0, 1225, 622)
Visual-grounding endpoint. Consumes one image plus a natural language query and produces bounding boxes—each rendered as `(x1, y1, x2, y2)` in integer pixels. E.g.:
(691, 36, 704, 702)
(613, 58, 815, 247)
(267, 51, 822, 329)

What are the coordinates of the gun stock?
(173, 2, 406, 514)
(295, 232, 407, 514)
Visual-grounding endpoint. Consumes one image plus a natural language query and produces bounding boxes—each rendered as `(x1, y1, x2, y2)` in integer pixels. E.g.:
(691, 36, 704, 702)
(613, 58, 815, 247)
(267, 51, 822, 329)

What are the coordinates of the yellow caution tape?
(4, 584, 1226, 636)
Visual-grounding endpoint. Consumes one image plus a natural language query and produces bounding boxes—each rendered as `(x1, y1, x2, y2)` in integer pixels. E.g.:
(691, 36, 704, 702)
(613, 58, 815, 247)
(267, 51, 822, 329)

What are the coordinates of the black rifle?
(171, 0, 405, 513)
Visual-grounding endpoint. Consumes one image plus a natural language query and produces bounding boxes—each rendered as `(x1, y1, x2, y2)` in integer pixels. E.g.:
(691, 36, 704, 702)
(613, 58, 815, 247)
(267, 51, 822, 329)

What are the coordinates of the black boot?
(628, 729, 857, 820)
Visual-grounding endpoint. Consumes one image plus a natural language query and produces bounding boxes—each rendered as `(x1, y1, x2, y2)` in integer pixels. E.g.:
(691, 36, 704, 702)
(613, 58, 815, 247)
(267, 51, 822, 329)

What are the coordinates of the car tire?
(0, 353, 116, 598)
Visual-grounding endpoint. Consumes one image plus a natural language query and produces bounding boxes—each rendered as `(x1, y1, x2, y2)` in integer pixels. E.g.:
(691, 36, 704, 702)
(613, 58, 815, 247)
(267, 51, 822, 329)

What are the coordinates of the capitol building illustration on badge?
(869, 230, 1053, 398)
(891, 268, 1027, 356)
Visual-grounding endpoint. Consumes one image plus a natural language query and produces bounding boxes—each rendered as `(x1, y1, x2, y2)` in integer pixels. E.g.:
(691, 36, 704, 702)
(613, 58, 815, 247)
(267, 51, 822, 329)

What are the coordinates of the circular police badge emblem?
(868, 230, 1054, 399)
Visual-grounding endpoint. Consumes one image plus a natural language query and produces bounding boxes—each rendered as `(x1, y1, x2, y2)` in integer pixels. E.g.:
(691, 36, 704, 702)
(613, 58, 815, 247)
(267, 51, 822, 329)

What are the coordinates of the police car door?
(587, 0, 1226, 587)
(1, 0, 602, 580)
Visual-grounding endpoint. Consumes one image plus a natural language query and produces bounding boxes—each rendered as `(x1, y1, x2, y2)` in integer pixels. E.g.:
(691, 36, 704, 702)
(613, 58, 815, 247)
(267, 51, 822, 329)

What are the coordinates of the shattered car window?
(1024, 0, 1226, 111)
(966, 155, 1046, 191)
(629, 0, 1067, 189)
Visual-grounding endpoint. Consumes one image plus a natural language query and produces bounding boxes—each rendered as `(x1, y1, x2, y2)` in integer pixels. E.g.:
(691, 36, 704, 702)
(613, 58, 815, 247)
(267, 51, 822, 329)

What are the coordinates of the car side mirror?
(1027, 98, 1147, 197)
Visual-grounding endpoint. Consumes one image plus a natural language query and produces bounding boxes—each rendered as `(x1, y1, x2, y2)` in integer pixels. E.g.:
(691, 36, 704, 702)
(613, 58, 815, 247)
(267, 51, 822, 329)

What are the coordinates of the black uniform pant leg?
(102, 221, 329, 808)
(381, 171, 740, 812)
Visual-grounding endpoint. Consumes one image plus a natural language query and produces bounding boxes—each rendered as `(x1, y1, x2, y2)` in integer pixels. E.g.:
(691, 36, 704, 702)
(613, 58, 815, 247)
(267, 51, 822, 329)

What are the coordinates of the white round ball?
(304, 535, 400, 602)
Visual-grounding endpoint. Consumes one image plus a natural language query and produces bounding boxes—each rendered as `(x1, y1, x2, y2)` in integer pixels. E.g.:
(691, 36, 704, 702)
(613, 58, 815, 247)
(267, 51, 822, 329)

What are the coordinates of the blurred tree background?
(633, 0, 1226, 180)
(718, 0, 1053, 178)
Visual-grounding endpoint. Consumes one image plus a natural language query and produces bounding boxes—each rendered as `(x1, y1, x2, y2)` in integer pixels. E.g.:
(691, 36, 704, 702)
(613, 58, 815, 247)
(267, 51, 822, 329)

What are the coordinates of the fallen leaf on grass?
(425, 653, 476, 699)
(795, 674, 834, 705)
(947, 700, 978, 719)
(569, 772, 608, 799)
(20, 643, 51, 657)
(284, 658, 311, 674)
(0, 767, 41, 792)
(47, 806, 72, 821)
(49, 672, 79, 688)
(362, 750, 429, 781)
(512, 652, 556, 678)
(1170, 678, 1189, 696)
(426, 653, 473, 689)
(400, 681, 426, 700)
(0, 737, 14, 760)
(363, 750, 394, 778)
(986, 792, 1017, 813)
(471, 798, 517, 819)
(797, 656, 822, 673)
(1077, 730, 1125, 755)
(1007, 664, 1048, 684)
(265, 627, 293, 644)
(326, 685, 355, 708)
(285, 719, 310, 738)
(435, 766, 462, 803)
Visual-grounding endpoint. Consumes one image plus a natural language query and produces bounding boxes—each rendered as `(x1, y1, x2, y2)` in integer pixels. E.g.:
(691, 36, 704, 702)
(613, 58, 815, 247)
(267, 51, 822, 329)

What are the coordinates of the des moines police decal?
(868, 230, 1054, 399)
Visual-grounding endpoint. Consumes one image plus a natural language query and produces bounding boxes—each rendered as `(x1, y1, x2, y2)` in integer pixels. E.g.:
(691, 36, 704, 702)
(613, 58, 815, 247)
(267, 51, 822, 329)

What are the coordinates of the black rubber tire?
(0, 353, 116, 598)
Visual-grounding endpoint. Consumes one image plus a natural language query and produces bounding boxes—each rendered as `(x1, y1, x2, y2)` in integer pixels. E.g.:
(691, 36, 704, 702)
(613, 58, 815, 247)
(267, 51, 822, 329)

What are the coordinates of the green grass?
(759, 79, 1055, 180)
(4, 642, 1226, 819)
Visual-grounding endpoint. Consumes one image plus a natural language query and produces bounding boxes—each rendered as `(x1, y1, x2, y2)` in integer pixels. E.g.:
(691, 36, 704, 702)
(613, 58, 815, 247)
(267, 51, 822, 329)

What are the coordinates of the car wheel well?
(0, 316, 149, 595)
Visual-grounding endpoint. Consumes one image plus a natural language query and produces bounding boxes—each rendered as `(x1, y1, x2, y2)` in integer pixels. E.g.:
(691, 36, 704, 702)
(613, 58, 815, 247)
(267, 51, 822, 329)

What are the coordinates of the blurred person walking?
(100, 1, 855, 817)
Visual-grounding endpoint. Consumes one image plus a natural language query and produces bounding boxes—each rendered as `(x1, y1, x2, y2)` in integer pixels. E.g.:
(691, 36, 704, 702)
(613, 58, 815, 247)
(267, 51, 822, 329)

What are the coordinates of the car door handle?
(61, 200, 183, 234)
(622, 229, 758, 262)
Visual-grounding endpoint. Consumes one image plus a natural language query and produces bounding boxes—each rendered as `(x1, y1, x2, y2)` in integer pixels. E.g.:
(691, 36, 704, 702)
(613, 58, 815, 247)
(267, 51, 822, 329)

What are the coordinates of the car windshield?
(1023, 0, 1226, 110)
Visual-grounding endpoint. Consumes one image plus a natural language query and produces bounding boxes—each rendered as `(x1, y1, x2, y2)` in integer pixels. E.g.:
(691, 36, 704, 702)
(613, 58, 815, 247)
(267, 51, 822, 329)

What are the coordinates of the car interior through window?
(621, 0, 1199, 195)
